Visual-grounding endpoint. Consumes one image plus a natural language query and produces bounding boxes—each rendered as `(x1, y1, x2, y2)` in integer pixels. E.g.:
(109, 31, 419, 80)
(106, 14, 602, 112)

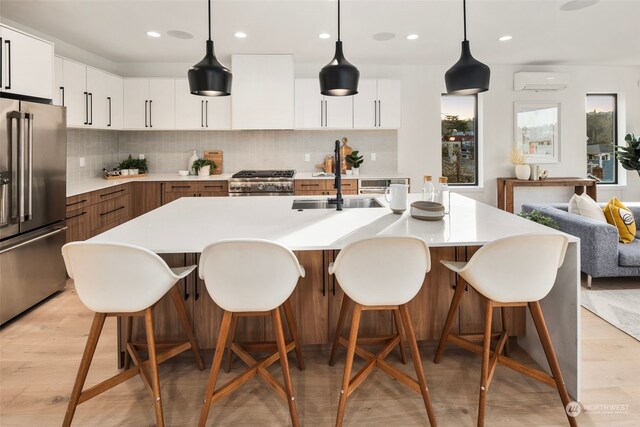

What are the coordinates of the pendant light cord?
(463, 0, 467, 41)
(338, 0, 341, 41)
(208, 0, 212, 41)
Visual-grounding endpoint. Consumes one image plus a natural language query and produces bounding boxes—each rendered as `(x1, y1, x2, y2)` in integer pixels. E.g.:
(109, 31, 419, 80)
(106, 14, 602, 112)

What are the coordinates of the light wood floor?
(1, 281, 638, 426)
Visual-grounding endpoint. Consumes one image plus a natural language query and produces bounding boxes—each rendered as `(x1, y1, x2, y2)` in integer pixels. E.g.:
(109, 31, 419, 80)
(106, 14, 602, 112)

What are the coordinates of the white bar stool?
(328, 236, 438, 427)
(61, 242, 204, 427)
(198, 239, 305, 427)
(433, 234, 576, 427)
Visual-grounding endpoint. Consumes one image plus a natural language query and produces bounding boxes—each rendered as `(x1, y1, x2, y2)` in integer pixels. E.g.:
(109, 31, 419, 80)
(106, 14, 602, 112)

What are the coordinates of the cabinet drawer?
(66, 193, 92, 212)
(94, 185, 129, 202)
(90, 195, 129, 231)
(197, 181, 228, 194)
(295, 180, 325, 192)
(163, 181, 198, 193)
(65, 207, 91, 242)
(340, 179, 357, 191)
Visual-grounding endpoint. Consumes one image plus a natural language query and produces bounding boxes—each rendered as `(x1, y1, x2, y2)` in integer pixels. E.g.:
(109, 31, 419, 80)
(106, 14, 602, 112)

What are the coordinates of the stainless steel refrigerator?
(0, 99, 67, 325)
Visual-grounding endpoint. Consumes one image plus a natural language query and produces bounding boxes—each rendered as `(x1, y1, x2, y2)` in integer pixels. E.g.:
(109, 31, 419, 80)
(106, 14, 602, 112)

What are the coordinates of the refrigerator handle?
(16, 112, 25, 222)
(25, 113, 33, 221)
(6, 112, 20, 225)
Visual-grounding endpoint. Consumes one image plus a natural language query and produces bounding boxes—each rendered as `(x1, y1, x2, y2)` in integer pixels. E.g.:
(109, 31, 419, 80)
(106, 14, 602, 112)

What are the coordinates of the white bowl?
(178, 170, 189, 176)
(410, 201, 445, 221)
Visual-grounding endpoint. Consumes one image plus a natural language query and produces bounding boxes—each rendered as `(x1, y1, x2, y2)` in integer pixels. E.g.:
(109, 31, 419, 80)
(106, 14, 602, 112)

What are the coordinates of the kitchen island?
(90, 193, 581, 399)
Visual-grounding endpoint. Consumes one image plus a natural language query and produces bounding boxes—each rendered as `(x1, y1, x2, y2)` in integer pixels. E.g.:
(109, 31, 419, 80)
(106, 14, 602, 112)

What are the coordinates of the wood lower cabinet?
(295, 179, 357, 196)
(162, 181, 228, 205)
(131, 182, 162, 218)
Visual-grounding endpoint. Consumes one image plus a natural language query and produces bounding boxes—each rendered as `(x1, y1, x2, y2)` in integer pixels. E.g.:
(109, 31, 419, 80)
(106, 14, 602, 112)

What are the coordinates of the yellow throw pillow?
(603, 197, 637, 244)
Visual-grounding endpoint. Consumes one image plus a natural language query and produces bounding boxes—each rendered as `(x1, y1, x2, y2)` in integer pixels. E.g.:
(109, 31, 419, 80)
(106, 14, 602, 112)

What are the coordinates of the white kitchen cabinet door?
(325, 96, 353, 129)
(0, 26, 54, 100)
(148, 79, 175, 129)
(295, 79, 322, 129)
(123, 79, 149, 129)
(232, 55, 294, 129)
(106, 74, 123, 129)
(62, 59, 88, 127)
(175, 79, 202, 129)
(86, 67, 108, 128)
(376, 79, 401, 129)
(206, 96, 231, 129)
(352, 79, 377, 129)
(53, 56, 63, 106)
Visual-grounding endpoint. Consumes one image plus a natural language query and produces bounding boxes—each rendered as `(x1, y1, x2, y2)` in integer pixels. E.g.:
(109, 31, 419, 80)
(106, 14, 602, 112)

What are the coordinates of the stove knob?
(276, 185, 282, 191)
(257, 183, 265, 190)
(243, 184, 251, 190)
(230, 185, 237, 191)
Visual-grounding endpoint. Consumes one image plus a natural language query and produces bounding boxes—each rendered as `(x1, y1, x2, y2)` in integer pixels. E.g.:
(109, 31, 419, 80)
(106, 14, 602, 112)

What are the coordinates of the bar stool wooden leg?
(123, 315, 133, 369)
(434, 278, 466, 363)
(500, 307, 510, 357)
(144, 308, 164, 427)
(393, 309, 407, 364)
(199, 311, 233, 427)
(225, 315, 239, 373)
(283, 299, 305, 371)
(399, 304, 437, 426)
(170, 286, 205, 370)
(272, 307, 300, 427)
(329, 295, 351, 366)
(336, 303, 362, 427)
(478, 300, 493, 427)
(63, 313, 106, 427)
(529, 302, 578, 427)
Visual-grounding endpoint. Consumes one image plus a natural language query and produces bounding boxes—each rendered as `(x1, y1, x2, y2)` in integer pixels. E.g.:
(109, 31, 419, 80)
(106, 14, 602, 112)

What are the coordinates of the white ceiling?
(1, 0, 639, 66)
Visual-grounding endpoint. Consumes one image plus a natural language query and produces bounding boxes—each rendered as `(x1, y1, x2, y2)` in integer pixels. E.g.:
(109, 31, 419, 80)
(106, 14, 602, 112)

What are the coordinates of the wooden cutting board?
(203, 150, 223, 175)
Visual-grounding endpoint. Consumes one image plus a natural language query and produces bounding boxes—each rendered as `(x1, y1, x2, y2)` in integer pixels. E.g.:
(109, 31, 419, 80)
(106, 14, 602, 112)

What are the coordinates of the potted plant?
(118, 155, 136, 175)
(615, 133, 640, 178)
(192, 158, 216, 176)
(346, 151, 364, 176)
(134, 158, 148, 174)
(510, 148, 530, 180)
(517, 210, 560, 230)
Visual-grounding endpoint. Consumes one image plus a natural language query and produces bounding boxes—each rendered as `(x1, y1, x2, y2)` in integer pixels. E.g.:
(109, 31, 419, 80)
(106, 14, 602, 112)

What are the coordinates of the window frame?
(586, 93, 619, 185)
(440, 93, 479, 187)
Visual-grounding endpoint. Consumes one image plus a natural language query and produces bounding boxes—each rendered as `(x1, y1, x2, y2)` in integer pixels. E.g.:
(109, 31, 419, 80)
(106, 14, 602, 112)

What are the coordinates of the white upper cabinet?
(54, 56, 123, 129)
(353, 79, 401, 129)
(294, 78, 353, 129)
(0, 25, 54, 101)
(232, 55, 294, 130)
(124, 79, 175, 129)
(175, 79, 231, 130)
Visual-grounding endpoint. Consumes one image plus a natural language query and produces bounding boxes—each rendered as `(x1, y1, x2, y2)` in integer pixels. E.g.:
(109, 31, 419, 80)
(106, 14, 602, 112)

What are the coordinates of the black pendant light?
(319, 0, 359, 96)
(445, 0, 490, 95)
(188, 0, 232, 96)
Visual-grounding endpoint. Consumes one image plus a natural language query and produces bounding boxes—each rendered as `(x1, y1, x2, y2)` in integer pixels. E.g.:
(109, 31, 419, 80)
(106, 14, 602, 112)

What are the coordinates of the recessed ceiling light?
(234, 32, 247, 39)
(167, 30, 193, 40)
(146, 31, 161, 38)
(498, 35, 512, 42)
(319, 33, 331, 39)
(372, 32, 396, 41)
(560, 0, 598, 11)
(406, 34, 419, 40)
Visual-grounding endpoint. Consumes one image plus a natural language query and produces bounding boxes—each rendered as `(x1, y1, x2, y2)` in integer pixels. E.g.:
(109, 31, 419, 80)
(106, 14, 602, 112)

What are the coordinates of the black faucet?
(328, 139, 343, 211)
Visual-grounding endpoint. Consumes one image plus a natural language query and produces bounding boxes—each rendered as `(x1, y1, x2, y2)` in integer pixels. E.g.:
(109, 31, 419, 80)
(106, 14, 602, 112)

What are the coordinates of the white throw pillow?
(568, 194, 580, 215)
(575, 193, 607, 223)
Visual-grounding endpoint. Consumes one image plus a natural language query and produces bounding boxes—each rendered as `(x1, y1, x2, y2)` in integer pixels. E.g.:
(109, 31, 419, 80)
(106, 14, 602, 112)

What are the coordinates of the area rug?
(581, 277, 640, 341)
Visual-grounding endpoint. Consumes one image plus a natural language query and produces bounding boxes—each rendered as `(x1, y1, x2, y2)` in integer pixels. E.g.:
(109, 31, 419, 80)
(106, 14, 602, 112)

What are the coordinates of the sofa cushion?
(604, 197, 637, 244)
(575, 193, 607, 223)
(618, 239, 640, 266)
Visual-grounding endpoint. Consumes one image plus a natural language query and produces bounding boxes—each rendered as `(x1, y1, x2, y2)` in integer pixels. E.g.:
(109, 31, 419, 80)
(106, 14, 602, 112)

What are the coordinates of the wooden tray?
(104, 173, 147, 180)
(203, 150, 223, 175)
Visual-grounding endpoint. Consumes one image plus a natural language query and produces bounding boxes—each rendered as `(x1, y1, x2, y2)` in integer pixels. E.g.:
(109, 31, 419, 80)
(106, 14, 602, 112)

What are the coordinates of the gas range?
(228, 170, 296, 196)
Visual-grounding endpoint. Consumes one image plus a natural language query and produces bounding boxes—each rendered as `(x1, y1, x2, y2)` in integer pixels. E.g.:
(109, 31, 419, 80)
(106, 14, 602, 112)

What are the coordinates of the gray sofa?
(521, 203, 640, 287)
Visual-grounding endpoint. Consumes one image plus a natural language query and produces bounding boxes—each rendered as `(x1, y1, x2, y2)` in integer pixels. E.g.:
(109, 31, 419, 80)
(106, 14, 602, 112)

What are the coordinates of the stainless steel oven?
(228, 170, 295, 196)
(357, 178, 410, 195)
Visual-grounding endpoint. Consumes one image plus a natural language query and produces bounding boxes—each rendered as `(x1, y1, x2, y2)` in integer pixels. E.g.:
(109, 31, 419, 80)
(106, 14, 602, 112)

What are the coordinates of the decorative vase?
(346, 169, 353, 175)
(198, 165, 211, 177)
(188, 150, 198, 175)
(515, 164, 531, 180)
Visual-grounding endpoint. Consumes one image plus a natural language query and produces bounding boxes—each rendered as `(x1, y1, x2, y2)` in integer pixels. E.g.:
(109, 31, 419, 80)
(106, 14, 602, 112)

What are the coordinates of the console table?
(497, 177, 598, 213)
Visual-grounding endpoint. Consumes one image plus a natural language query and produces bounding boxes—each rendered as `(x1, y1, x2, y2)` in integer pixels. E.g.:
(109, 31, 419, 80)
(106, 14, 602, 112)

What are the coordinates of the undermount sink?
(292, 198, 384, 210)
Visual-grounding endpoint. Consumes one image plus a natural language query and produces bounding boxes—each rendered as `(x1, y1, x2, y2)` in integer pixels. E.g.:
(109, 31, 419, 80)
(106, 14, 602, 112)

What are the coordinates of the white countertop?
(66, 172, 409, 197)
(90, 193, 576, 253)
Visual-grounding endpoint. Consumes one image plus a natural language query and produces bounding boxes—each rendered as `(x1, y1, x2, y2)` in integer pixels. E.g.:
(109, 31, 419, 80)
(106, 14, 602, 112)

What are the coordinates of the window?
(586, 94, 618, 184)
(441, 94, 478, 185)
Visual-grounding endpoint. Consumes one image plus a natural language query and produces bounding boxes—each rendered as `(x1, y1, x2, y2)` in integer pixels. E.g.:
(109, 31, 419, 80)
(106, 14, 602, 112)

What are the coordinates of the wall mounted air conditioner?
(513, 72, 569, 91)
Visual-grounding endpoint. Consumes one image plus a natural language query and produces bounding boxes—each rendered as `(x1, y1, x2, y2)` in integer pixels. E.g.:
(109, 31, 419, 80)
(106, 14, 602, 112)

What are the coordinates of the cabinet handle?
(320, 100, 323, 127)
(374, 100, 377, 127)
(66, 198, 87, 207)
(203, 184, 223, 189)
(144, 100, 148, 127)
(170, 185, 191, 190)
(88, 93, 93, 125)
(301, 183, 320, 187)
(107, 97, 112, 127)
(100, 205, 125, 216)
(83, 92, 88, 125)
(183, 281, 190, 300)
(201, 100, 204, 128)
(4, 39, 11, 90)
(378, 100, 381, 127)
(60, 87, 65, 106)
(66, 211, 87, 220)
(149, 100, 152, 128)
(194, 279, 200, 300)
(205, 101, 209, 127)
(99, 188, 125, 197)
(0, 37, 3, 89)
(324, 100, 328, 127)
